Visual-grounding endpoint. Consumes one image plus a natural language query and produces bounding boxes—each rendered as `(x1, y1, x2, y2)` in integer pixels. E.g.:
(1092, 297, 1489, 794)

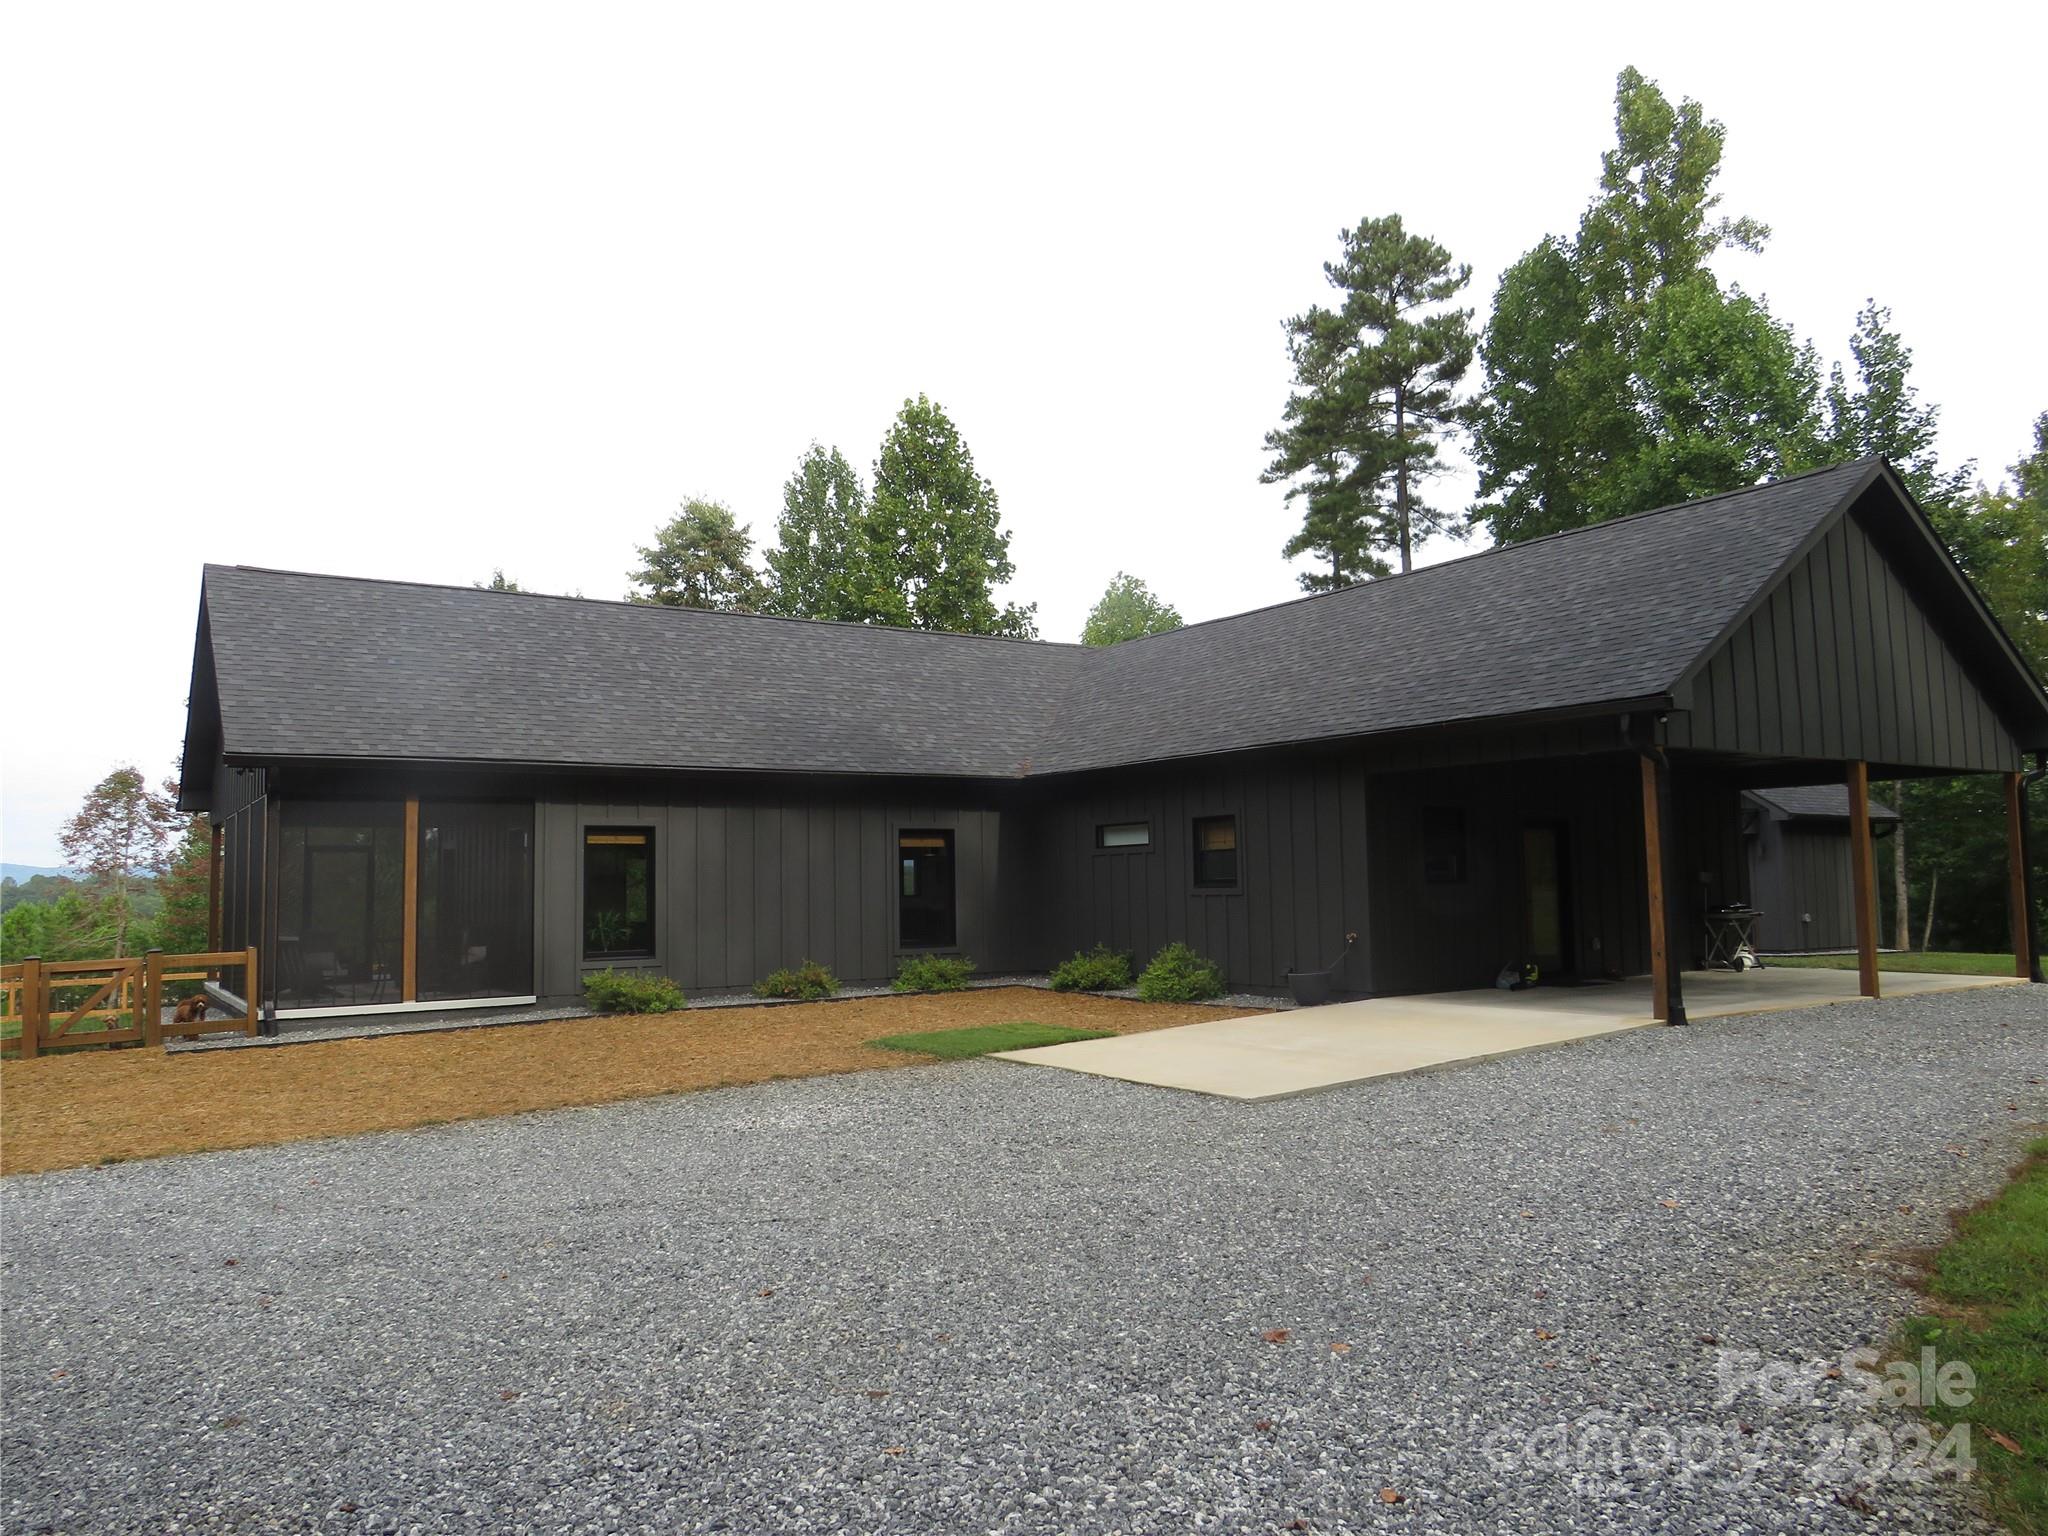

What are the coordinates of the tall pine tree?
(1263, 215, 1475, 586)
(627, 498, 768, 612)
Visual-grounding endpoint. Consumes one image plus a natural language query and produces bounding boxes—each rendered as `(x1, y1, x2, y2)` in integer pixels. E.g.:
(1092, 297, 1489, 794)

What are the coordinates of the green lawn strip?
(1898, 1138, 2048, 1534)
(868, 1021, 1111, 1059)
(1767, 951, 2017, 976)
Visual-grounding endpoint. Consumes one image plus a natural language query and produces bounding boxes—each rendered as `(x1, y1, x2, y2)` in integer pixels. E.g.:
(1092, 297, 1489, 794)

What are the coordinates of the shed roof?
(182, 458, 2048, 795)
(1744, 786, 1900, 822)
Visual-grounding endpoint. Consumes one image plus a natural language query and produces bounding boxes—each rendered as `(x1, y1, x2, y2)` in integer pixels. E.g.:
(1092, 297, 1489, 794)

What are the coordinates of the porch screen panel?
(419, 801, 534, 1000)
(217, 796, 266, 1005)
(275, 802, 405, 1009)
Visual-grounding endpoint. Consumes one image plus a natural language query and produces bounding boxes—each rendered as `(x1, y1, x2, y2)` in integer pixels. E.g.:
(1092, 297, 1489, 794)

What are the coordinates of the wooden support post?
(243, 945, 261, 1037)
(207, 824, 223, 951)
(142, 949, 164, 1048)
(1847, 762, 1881, 999)
(2008, 771, 2035, 981)
(402, 798, 420, 1003)
(1641, 755, 1670, 1023)
(18, 956, 40, 1060)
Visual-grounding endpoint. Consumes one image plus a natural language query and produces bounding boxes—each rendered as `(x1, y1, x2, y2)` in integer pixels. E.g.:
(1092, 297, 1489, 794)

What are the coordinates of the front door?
(1521, 821, 1574, 977)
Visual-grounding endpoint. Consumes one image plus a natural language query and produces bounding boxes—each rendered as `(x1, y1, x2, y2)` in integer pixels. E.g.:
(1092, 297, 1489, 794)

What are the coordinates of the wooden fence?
(1, 947, 260, 1059)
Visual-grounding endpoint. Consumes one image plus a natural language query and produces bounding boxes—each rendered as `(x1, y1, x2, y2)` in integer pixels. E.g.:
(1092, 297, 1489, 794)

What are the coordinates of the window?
(1192, 815, 1238, 888)
(584, 828, 655, 959)
(1422, 807, 1467, 884)
(1096, 821, 1151, 850)
(898, 829, 956, 948)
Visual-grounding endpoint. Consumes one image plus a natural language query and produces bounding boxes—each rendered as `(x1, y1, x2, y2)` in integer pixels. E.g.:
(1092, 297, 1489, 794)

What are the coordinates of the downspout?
(2024, 751, 2045, 984)
(1628, 714, 1689, 1026)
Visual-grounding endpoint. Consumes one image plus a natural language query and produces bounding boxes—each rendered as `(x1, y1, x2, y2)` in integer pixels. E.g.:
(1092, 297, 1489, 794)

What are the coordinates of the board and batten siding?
(535, 786, 1034, 998)
(1365, 753, 1671, 993)
(1665, 509, 2023, 771)
(1034, 751, 1373, 994)
(1747, 819, 1861, 953)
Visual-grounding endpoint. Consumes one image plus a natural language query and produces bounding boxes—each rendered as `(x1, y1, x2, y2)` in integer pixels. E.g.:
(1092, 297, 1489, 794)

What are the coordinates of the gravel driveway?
(4, 985, 2043, 1534)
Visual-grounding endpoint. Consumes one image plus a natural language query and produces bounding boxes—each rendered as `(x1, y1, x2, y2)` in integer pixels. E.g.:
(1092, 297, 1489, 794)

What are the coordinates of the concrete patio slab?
(993, 967, 2024, 1100)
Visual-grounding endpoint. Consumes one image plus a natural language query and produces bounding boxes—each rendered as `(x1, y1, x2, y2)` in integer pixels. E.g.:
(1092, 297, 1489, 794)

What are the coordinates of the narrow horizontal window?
(1192, 815, 1238, 888)
(1096, 821, 1150, 849)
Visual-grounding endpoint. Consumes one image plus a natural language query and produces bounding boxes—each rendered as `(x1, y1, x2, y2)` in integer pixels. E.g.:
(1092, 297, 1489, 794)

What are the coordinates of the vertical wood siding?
(1033, 752, 1373, 994)
(1667, 512, 2022, 770)
(536, 786, 1031, 997)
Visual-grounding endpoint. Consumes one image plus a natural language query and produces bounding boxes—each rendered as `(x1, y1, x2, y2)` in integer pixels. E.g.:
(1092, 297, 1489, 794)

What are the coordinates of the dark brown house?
(179, 459, 2046, 1024)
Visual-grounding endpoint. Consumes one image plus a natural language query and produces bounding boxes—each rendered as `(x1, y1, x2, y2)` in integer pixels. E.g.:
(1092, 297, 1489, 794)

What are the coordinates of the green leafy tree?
(764, 444, 871, 621)
(474, 569, 524, 592)
(1472, 67, 1822, 542)
(861, 396, 1036, 637)
(628, 498, 768, 612)
(1824, 301, 1973, 516)
(1081, 572, 1183, 646)
(58, 767, 175, 958)
(1264, 215, 1475, 583)
(1972, 413, 2048, 678)
(154, 811, 213, 955)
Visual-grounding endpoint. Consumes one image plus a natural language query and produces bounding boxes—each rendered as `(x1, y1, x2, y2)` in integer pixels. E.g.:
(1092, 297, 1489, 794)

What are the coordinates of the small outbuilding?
(1741, 786, 1899, 953)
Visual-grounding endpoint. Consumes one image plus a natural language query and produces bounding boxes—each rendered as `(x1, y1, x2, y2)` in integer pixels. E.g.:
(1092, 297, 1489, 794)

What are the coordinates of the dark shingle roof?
(200, 571, 1089, 778)
(1746, 786, 1900, 822)
(1044, 461, 1874, 771)
(194, 459, 1946, 779)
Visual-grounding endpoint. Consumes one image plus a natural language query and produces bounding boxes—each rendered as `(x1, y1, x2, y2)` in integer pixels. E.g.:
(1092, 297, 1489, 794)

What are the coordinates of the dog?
(172, 994, 210, 1027)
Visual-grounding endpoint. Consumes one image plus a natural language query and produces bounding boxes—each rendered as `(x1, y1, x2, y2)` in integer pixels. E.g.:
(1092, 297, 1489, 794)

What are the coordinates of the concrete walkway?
(994, 967, 2025, 1100)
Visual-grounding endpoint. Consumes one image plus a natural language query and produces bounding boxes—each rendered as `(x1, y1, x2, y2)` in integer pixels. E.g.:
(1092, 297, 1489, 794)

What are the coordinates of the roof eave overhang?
(221, 693, 1682, 787)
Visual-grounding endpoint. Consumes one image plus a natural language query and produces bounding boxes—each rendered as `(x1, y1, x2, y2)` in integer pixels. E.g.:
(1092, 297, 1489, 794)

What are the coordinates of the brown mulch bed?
(0, 988, 1255, 1176)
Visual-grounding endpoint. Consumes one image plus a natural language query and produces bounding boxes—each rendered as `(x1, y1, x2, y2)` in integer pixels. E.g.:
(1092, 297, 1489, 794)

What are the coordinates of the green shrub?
(753, 960, 840, 1002)
(1049, 944, 1132, 992)
(1135, 942, 1226, 1002)
(892, 953, 976, 993)
(582, 969, 686, 1015)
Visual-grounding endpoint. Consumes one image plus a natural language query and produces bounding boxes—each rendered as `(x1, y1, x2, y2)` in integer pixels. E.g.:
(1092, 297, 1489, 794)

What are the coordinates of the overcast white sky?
(3, 3, 2042, 867)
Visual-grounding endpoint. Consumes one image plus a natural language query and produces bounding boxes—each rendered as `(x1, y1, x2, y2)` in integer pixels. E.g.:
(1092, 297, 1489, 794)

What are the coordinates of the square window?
(584, 827, 655, 959)
(1192, 815, 1238, 888)
(1096, 821, 1150, 850)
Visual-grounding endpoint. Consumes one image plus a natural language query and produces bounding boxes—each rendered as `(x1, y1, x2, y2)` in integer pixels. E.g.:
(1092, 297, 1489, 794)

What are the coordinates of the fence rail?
(1, 947, 260, 1059)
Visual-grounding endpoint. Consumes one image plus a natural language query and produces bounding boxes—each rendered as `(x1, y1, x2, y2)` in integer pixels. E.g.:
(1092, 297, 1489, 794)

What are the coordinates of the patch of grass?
(868, 1021, 1110, 1059)
(1897, 1138, 2048, 1534)
(1767, 951, 2017, 976)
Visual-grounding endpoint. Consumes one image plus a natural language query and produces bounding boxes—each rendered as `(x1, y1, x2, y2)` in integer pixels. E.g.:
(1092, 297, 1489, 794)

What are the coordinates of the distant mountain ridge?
(2, 863, 77, 884)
